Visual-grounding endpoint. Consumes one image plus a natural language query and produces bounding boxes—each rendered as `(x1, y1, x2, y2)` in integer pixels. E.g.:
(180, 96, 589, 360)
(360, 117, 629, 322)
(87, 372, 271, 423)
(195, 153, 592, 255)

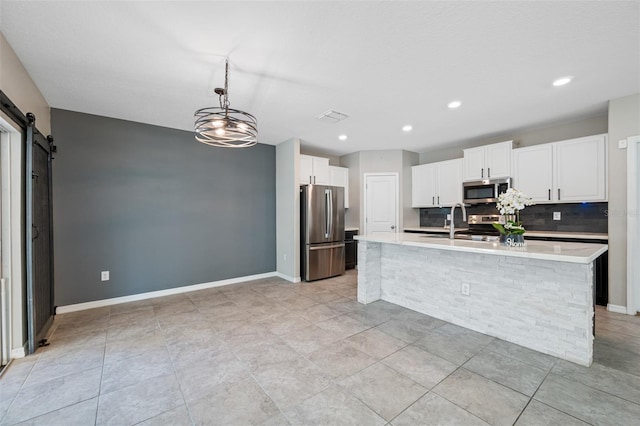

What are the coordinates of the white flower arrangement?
(496, 188, 533, 215)
(493, 188, 533, 235)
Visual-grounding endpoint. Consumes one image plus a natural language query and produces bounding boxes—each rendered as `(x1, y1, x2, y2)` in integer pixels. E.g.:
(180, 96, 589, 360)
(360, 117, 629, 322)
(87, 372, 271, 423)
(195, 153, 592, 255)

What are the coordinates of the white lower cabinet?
(412, 159, 462, 207)
(512, 134, 607, 203)
(329, 165, 349, 209)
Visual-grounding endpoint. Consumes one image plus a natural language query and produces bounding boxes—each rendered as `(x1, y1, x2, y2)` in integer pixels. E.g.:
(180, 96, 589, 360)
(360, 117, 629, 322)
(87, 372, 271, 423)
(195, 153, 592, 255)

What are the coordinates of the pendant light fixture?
(194, 58, 258, 147)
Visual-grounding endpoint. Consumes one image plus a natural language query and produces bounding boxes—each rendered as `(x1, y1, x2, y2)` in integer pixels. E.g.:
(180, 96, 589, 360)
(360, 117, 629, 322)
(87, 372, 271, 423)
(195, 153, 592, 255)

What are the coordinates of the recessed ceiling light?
(338, 134, 348, 141)
(402, 125, 413, 132)
(552, 76, 573, 87)
(448, 101, 462, 109)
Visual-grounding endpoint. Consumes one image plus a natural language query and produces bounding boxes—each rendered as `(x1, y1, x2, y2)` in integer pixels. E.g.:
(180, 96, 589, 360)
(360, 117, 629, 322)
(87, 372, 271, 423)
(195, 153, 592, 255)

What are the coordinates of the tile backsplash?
(420, 202, 608, 233)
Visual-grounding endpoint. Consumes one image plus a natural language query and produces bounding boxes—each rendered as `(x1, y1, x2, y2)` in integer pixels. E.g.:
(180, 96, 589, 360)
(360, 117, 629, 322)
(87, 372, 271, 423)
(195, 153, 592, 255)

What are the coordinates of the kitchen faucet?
(450, 203, 467, 240)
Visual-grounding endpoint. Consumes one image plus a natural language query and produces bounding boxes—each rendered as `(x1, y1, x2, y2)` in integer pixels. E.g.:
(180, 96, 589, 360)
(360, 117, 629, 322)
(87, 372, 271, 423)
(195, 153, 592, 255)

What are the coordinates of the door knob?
(391, 225, 395, 230)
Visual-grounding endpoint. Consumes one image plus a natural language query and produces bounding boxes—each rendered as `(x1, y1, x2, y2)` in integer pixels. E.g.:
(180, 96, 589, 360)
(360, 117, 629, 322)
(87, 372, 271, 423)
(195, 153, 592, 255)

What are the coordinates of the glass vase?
(500, 234, 525, 246)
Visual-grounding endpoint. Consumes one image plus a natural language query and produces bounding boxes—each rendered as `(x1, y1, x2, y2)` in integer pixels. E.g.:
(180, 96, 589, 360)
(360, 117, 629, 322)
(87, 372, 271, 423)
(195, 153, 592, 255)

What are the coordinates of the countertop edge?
(356, 233, 608, 264)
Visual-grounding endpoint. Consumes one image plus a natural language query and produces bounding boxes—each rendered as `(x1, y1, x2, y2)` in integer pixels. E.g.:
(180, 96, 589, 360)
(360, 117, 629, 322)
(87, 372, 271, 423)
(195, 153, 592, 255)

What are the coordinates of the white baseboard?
(56, 271, 278, 314)
(607, 303, 628, 314)
(11, 343, 26, 358)
(275, 272, 301, 283)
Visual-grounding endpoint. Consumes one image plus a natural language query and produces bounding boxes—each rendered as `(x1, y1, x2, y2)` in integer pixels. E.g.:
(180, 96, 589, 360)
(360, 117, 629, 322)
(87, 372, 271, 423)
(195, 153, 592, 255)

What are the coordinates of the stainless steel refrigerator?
(300, 184, 345, 281)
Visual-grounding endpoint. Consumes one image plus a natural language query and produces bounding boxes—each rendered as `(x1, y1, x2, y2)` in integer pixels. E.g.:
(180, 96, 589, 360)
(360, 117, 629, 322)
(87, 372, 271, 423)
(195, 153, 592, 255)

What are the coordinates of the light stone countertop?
(345, 227, 360, 232)
(403, 227, 608, 241)
(520, 230, 608, 240)
(356, 232, 607, 264)
(404, 227, 468, 233)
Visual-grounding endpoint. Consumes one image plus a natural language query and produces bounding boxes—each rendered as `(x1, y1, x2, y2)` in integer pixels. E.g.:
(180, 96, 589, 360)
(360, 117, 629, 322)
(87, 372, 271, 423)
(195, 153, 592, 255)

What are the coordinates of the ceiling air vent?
(316, 109, 349, 123)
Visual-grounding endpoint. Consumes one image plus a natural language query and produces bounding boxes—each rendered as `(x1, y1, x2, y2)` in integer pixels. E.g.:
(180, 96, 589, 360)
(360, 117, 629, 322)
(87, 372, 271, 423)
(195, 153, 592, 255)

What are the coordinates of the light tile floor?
(1, 270, 639, 425)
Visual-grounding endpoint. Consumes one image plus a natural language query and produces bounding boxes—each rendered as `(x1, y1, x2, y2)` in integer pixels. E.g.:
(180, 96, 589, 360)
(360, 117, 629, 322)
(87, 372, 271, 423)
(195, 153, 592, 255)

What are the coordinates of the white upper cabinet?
(329, 165, 349, 209)
(412, 159, 462, 207)
(486, 141, 513, 179)
(554, 134, 607, 202)
(412, 163, 437, 207)
(512, 144, 554, 203)
(300, 155, 313, 184)
(299, 154, 330, 185)
(463, 140, 512, 181)
(437, 159, 464, 205)
(512, 134, 607, 204)
(462, 147, 485, 181)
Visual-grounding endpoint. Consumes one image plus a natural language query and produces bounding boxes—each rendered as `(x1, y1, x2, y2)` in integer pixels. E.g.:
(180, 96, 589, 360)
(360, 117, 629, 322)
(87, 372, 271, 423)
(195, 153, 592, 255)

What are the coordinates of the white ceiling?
(1, 1, 638, 156)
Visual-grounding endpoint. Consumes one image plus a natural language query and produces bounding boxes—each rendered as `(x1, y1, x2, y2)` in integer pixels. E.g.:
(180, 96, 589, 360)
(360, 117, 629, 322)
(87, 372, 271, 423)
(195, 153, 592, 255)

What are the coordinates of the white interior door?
(365, 174, 398, 234)
(628, 135, 640, 315)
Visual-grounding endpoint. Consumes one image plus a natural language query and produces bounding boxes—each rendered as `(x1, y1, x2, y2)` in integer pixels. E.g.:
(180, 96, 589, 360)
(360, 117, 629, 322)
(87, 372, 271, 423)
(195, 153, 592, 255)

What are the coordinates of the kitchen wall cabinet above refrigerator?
(300, 154, 330, 185)
(463, 140, 513, 181)
(329, 165, 349, 209)
(512, 134, 607, 203)
(411, 158, 462, 207)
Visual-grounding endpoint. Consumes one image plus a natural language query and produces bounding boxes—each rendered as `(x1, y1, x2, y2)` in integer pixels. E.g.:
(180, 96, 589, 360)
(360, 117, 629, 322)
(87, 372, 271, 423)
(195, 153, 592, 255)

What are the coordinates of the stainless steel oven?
(463, 178, 511, 204)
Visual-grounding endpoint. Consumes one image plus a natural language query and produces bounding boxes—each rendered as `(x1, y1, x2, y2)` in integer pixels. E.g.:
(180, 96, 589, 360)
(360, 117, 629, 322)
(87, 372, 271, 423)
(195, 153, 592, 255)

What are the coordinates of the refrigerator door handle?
(324, 189, 331, 238)
(309, 243, 345, 251)
(329, 188, 333, 238)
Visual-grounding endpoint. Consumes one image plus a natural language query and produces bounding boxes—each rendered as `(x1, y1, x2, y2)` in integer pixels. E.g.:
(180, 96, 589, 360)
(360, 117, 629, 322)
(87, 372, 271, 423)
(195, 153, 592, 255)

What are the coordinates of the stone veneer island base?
(356, 233, 608, 366)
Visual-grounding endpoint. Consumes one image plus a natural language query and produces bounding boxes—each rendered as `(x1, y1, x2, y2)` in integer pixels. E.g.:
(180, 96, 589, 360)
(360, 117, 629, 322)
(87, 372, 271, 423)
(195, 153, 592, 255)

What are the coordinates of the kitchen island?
(355, 233, 608, 366)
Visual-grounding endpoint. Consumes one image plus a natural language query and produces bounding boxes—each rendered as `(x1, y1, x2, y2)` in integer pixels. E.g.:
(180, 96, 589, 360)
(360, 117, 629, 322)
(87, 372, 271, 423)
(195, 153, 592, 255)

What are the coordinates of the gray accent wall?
(51, 109, 276, 306)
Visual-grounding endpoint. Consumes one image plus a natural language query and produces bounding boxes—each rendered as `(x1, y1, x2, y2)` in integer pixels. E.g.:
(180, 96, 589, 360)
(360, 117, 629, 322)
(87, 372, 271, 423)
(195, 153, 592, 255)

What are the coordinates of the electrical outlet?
(553, 212, 561, 221)
(446, 214, 451, 220)
(618, 139, 628, 149)
(461, 283, 470, 296)
(101, 271, 109, 281)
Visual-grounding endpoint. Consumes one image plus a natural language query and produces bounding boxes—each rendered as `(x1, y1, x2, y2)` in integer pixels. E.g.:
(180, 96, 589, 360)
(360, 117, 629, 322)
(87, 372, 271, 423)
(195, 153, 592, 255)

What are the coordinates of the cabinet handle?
(558, 188, 561, 200)
(314, 176, 316, 184)
(481, 168, 484, 178)
(548, 189, 551, 201)
(432, 196, 435, 205)
(437, 196, 440, 205)
(309, 176, 312, 184)
(488, 168, 490, 178)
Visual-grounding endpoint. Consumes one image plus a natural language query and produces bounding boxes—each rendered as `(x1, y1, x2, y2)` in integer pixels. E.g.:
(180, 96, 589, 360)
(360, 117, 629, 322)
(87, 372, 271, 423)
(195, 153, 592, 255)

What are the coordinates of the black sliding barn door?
(26, 113, 55, 354)
(0, 92, 55, 356)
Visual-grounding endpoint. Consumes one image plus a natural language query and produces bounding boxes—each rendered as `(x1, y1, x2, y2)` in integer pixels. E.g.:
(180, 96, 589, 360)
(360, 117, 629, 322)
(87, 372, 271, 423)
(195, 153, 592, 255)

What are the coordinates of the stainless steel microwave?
(463, 178, 511, 204)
